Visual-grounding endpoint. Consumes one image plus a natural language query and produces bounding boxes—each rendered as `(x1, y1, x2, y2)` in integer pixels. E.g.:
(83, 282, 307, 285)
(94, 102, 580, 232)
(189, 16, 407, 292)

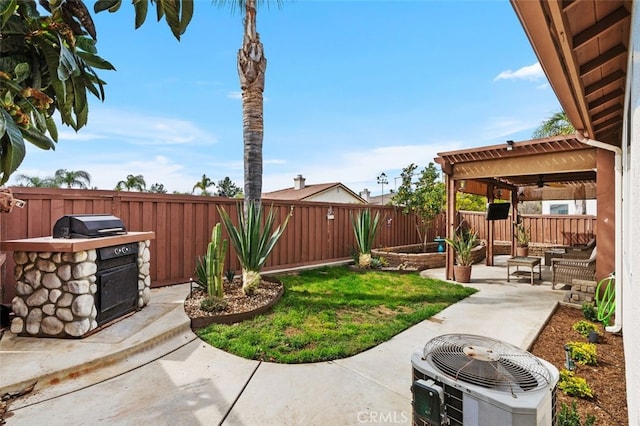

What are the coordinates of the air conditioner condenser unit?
(411, 334, 558, 426)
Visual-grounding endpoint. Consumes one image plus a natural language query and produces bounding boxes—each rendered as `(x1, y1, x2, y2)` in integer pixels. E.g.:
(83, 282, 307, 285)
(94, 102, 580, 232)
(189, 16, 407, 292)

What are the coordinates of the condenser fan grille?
(423, 334, 552, 393)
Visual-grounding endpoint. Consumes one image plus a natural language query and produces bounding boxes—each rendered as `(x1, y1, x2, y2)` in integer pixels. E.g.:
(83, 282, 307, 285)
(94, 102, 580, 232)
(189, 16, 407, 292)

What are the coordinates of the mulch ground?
(529, 304, 627, 425)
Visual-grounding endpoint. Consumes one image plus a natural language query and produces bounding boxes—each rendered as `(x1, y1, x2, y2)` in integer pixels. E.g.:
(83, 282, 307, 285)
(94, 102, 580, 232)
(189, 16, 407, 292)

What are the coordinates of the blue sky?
(10, 0, 561, 195)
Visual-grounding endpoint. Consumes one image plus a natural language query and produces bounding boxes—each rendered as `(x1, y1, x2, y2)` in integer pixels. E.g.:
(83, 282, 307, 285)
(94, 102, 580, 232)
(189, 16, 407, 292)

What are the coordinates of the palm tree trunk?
(238, 0, 266, 211)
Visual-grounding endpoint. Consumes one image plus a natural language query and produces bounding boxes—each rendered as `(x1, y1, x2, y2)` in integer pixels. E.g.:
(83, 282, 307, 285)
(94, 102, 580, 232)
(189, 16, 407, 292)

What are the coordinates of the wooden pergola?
(435, 135, 599, 280)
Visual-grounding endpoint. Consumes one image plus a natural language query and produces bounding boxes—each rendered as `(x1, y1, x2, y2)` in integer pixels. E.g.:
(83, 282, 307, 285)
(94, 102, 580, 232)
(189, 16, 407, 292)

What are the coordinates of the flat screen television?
(486, 202, 511, 221)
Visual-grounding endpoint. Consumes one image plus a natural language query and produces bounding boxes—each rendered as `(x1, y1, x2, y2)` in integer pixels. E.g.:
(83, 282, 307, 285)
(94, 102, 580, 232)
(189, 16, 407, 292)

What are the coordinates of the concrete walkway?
(0, 257, 565, 425)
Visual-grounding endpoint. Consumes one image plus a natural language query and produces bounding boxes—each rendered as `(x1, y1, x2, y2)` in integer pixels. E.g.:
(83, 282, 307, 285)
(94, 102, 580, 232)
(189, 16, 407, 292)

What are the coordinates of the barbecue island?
(1, 215, 154, 338)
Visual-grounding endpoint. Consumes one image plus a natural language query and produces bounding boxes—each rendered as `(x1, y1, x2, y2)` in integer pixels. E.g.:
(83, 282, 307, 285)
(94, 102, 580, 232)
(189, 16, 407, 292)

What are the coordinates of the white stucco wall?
(623, 2, 640, 423)
(307, 187, 364, 204)
(541, 200, 597, 215)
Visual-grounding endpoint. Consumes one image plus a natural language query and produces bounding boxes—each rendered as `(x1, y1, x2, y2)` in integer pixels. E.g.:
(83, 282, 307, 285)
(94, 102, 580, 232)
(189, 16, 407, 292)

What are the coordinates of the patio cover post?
(486, 184, 494, 266)
(510, 189, 518, 256)
(446, 174, 457, 280)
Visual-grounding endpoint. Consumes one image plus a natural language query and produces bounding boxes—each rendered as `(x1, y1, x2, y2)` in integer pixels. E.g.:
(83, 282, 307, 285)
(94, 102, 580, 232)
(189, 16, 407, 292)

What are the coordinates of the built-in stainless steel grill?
(96, 242, 139, 325)
(53, 214, 127, 239)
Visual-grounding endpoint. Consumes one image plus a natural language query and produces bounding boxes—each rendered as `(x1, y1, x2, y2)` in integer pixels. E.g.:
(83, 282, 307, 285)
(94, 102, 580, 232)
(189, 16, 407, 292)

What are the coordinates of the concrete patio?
(0, 255, 566, 425)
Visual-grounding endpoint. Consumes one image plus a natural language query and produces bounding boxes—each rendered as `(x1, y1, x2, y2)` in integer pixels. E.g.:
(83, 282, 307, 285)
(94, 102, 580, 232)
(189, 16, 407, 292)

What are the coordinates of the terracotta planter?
(516, 246, 529, 257)
(453, 265, 472, 283)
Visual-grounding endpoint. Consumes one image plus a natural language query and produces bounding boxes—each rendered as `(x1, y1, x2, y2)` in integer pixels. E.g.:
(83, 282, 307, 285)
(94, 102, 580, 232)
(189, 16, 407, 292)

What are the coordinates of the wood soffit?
(510, 0, 631, 147)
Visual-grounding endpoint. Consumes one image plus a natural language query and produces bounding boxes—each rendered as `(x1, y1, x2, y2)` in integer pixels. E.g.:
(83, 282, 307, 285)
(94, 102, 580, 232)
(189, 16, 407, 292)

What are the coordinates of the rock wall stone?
(10, 239, 152, 338)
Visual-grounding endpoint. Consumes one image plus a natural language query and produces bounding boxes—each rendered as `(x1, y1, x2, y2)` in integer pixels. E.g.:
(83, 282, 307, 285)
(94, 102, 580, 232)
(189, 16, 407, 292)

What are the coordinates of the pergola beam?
(451, 149, 597, 180)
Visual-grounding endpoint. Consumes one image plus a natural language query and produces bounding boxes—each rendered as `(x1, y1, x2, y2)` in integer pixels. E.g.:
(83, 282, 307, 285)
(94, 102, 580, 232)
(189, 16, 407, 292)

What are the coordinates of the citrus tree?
(392, 163, 445, 250)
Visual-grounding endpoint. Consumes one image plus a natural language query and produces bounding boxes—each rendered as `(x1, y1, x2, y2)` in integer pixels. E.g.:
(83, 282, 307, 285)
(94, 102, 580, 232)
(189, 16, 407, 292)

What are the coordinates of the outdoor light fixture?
(506, 140, 514, 151)
(327, 207, 335, 220)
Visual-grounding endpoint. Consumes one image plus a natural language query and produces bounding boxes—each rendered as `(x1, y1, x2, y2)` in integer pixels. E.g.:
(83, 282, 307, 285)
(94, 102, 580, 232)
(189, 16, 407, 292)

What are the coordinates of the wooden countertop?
(0, 232, 155, 253)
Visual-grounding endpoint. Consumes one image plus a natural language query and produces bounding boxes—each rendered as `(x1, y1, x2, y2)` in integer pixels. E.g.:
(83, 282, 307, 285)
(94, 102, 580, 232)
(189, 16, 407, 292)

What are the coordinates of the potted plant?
(445, 225, 479, 283)
(515, 221, 530, 257)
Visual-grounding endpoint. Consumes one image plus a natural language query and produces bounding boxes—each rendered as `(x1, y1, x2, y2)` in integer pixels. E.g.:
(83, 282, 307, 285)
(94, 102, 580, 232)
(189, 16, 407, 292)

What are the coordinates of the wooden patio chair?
(551, 246, 597, 289)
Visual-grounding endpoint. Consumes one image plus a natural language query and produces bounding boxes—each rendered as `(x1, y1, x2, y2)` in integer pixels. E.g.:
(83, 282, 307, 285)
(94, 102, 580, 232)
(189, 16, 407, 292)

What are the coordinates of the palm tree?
(192, 174, 215, 196)
(116, 174, 146, 192)
(532, 111, 575, 138)
(54, 169, 91, 189)
(228, 0, 270, 209)
(14, 174, 57, 188)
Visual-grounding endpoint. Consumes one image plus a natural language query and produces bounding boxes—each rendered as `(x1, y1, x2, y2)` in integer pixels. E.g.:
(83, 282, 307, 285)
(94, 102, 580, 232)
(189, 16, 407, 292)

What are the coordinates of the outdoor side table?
(544, 249, 565, 265)
(507, 256, 542, 285)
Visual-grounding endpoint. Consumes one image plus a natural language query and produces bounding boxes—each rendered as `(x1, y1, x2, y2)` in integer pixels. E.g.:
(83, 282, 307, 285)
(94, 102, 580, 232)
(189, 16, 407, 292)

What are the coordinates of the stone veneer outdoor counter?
(1, 232, 154, 338)
(1, 232, 155, 253)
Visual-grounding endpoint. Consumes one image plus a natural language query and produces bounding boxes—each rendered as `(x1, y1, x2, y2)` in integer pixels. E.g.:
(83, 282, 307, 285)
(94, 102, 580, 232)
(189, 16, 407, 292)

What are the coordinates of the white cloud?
(481, 117, 533, 141)
(227, 91, 242, 100)
(65, 108, 218, 147)
(261, 142, 464, 195)
(494, 63, 544, 82)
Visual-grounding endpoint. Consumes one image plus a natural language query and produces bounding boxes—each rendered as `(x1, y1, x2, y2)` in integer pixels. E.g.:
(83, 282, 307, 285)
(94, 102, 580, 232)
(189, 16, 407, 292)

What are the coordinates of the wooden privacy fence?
(0, 188, 429, 302)
(0, 188, 595, 303)
(459, 211, 596, 246)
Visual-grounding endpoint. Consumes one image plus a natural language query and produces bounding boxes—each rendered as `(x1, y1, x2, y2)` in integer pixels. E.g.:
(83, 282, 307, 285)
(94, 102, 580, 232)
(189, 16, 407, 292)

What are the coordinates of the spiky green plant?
(351, 209, 380, 268)
(219, 202, 291, 295)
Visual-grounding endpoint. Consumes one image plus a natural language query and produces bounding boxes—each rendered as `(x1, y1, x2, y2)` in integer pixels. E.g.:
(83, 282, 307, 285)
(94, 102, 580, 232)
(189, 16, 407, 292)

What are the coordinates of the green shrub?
(200, 296, 228, 313)
(582, 302, 598, 322)
(566, 341, 598, 366)
(572, 320, 602, 339)
(369, 256, 388, 269)
(225, 269, 236, 283)
(559, 369, 594, 399)
(557, 401, 596, 426)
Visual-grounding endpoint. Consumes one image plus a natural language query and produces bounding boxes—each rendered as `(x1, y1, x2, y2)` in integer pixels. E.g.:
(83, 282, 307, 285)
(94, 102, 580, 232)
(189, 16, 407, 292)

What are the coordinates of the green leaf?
(94, 0, 122, 13)
(20, 125, 56, 150)
(45, 116, 58, 142)
(30, 106, 47, 132)
(0, 109, 26, 185)
(62, 79, 77, 130)
(13, 62, 30, 84)
(133, 0, 149, 29)
(57, 37, 79, 80)
(75, 36, 98, 55)
(37, 39, 70, 123)
(180, 0, 193, 33)
(76, 51, 116, 71)
(155, 0, 165, 22)
(0, 0, 17, 27)
(71, 75, 88, 129)
(158, 0, 192, 40)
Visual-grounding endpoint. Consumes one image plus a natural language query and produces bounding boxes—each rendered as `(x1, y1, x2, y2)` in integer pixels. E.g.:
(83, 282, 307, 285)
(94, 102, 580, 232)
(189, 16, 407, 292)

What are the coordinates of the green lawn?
(196, 266, 477, 363)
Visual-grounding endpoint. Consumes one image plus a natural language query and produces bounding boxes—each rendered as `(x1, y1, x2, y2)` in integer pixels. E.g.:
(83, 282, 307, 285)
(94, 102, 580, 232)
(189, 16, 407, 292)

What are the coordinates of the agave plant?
(351, 209, 380, 268)
(219, 202, 291, 295)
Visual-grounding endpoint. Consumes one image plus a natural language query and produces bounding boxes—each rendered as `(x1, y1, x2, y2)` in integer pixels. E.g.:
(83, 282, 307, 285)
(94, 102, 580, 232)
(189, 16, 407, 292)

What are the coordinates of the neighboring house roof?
(263, 182, 366, 203)
(367, 192, 395, 205)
